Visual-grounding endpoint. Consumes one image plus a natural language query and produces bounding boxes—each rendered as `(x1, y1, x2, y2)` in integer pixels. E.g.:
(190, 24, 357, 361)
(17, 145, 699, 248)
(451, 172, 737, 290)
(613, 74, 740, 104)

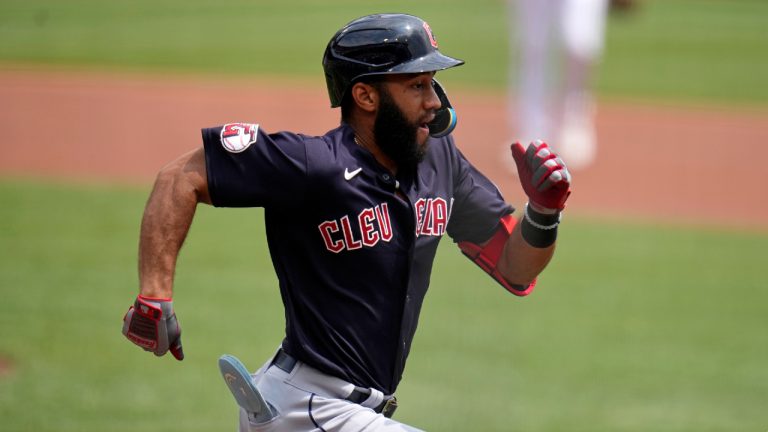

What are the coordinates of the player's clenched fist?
(122, 295, 184, 361)
(511, 141, 572, 211)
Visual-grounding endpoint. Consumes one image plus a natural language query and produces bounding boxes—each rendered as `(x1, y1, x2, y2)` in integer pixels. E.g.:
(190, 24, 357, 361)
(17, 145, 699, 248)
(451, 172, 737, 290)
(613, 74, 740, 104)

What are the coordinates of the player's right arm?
(138, 147, 210, 298)
(122, 147, 210, 361)
(123, 122, 308, 360)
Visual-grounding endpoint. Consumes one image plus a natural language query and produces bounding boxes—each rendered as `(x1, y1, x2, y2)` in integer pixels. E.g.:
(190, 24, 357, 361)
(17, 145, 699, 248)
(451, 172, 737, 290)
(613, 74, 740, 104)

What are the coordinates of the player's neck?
(349, 122, 398, 175)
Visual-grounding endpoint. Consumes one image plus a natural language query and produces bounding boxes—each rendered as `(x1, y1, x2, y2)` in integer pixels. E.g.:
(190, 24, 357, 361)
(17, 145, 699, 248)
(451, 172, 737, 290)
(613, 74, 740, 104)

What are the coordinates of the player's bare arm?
(138, 147, 210, 298)
(122, 147, 209, 361)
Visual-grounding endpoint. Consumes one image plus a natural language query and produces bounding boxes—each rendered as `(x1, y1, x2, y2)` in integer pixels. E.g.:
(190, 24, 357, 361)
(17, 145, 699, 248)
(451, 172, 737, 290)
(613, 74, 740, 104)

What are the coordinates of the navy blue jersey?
(202, 122, 513, 394)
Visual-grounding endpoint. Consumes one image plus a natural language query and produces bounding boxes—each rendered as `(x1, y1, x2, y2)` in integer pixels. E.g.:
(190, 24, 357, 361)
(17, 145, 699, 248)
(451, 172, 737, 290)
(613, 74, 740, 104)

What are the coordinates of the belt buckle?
(381, 396, 398, 418)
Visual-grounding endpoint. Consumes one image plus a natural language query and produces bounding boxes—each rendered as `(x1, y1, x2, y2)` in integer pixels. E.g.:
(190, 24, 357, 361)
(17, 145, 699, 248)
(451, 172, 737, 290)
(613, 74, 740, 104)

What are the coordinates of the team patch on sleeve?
(220, 123, 259, 153)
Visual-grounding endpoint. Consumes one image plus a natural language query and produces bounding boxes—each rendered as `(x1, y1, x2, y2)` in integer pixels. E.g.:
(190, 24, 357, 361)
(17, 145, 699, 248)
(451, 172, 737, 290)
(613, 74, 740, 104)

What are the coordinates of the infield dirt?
(2, 68, 766, 230)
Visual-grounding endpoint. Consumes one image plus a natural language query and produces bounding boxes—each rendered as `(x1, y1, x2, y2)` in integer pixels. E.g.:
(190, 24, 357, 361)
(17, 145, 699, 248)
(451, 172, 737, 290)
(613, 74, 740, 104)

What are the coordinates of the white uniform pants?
(237, 355, 423, 432)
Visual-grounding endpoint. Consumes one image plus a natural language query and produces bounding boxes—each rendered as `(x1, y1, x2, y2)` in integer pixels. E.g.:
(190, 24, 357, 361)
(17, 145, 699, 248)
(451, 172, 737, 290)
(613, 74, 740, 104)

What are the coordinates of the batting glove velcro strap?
(520, 203, 560, 248)
(122, 295, 184, 361)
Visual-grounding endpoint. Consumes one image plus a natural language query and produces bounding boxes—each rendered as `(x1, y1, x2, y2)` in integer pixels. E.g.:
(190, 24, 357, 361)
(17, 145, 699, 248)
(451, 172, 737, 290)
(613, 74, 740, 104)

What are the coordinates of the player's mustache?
(419, 111, 436, 126)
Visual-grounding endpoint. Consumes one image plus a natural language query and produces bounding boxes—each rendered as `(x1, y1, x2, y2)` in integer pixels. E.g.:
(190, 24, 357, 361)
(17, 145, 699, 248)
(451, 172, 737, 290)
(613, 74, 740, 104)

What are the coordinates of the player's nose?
(425, 82, 442, 111)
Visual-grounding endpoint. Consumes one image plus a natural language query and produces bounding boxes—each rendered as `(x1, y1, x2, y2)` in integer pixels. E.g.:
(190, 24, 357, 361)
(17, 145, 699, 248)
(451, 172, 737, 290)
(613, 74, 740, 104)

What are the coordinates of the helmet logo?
(423, 21, 438, 48)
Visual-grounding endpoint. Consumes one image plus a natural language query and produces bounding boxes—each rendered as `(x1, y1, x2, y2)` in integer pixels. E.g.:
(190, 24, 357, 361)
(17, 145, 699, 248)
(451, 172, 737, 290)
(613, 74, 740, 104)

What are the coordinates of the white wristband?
(524, 203, 561, 230)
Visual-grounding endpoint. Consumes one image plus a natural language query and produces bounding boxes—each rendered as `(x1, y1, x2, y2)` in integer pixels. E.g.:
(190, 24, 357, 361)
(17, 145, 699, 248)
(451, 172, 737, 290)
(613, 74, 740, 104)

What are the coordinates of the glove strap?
(524, 203, 561, 230)
(138, 294, 172, 302)
(521, 203, 560, 248)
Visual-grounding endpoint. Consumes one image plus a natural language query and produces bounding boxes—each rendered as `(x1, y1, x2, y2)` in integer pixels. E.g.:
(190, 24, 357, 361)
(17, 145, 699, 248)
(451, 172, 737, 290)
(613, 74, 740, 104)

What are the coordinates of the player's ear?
(350, 82, 378, 113)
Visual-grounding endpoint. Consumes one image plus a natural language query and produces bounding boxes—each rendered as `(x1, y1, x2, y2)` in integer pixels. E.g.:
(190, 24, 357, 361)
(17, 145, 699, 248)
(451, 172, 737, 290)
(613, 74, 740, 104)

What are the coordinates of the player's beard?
(374, 88, 427, 171)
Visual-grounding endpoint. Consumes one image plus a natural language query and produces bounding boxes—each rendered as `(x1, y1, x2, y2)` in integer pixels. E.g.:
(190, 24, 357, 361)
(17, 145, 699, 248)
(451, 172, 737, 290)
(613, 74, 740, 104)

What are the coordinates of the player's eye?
(409, 74, 435, 91)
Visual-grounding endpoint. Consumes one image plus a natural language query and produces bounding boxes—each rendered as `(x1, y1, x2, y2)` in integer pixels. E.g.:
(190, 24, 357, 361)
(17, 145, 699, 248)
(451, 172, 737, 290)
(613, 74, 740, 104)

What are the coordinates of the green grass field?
(2, 0, 768, 430)
(1, 0, 767, 105)
(1, 182, 766, 431)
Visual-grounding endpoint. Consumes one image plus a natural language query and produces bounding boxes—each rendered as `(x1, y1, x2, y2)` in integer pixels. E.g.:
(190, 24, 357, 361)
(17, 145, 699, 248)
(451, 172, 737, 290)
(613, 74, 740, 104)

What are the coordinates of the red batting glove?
(122, 295, 184, 360)
(511, 141, 572, 211)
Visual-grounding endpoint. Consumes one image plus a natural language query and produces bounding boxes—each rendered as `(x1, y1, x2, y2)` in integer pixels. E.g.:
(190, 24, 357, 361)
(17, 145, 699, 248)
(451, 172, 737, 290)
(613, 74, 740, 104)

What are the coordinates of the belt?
(271, 349, 398, 418)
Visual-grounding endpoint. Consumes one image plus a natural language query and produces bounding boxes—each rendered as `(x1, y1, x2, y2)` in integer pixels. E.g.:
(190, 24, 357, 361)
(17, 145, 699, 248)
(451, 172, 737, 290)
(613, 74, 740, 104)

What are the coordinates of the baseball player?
(507, 0, 610, 169)
(122, 13, 572, 432)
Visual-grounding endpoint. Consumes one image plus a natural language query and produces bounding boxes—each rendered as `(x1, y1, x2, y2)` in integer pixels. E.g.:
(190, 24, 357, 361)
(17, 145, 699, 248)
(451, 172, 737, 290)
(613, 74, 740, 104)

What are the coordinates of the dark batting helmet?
(322, 13, 465, 108)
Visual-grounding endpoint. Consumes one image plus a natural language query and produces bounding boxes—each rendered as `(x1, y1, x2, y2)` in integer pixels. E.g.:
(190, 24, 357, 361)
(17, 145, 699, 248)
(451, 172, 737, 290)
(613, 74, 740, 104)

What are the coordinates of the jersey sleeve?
(201, 123, 308, 208)
(445, 137, 514, 244)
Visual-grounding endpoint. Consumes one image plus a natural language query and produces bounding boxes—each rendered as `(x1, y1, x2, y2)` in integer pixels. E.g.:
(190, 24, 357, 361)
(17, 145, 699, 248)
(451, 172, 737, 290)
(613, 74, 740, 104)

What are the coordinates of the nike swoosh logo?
(344, 167, 363, 181)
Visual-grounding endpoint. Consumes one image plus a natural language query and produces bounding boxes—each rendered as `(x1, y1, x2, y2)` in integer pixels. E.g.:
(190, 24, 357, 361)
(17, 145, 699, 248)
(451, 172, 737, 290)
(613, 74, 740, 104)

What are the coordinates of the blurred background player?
(507, 0, 614, 170)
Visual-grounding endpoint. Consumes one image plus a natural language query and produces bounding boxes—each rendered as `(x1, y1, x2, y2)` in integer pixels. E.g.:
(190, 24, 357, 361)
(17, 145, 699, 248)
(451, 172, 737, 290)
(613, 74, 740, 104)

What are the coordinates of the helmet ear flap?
(428, 79, 458, 138)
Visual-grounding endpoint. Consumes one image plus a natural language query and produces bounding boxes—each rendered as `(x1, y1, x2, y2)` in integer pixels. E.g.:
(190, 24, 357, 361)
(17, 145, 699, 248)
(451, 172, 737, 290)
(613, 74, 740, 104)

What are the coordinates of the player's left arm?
(498, 141, 571, 287)
(458, 141, 570, 295)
